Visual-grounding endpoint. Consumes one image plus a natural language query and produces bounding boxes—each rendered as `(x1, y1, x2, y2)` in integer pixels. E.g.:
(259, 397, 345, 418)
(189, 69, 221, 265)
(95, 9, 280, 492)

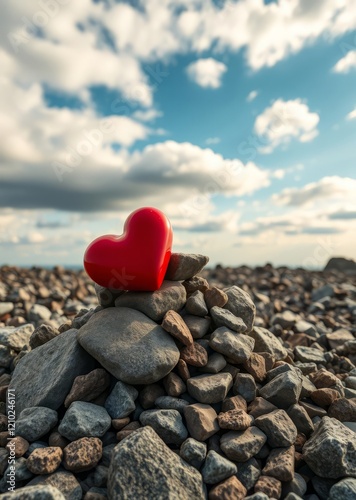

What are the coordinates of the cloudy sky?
(0, 0, 355, 268)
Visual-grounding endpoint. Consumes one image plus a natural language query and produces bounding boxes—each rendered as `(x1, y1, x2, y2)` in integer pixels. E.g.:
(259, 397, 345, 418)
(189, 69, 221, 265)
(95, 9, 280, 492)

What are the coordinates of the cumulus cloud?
(247, 90, 258, 102)
(333, 50, 356, 73)
(254, 99, 320, 153)
(186, 58, 227, 88)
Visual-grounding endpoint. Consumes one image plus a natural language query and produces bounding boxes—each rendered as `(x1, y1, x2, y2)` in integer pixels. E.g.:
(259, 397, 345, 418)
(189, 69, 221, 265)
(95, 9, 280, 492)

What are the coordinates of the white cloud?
(247, 90, 258, 102)
(346, 108, 356, 120)
(254, 99, 320, 153)
(205, 137, 221, 145)
(186, 58, 227, 88)
(333, 50, 356, 73)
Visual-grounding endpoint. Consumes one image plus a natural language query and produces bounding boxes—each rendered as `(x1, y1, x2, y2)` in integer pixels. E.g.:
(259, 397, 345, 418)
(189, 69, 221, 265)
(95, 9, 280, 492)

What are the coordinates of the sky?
(0, 0, 355, 268)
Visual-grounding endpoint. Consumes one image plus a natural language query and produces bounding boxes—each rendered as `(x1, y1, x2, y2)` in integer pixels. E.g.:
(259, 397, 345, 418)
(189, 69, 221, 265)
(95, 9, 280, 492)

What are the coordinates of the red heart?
(84, 207, 173, 291)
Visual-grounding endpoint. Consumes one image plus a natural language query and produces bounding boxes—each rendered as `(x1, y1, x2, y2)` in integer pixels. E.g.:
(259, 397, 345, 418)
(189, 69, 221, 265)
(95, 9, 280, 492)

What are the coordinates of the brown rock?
(84, 489, 107, 500)
(258, 352, 275, 372)
(310, 388, 340, 408)
(328, 398, 356, 421)
(48, 431, 70, 449)
(139, 384, 165, 409)
(222, 395, 247, 413)
(310, 369, 340, 389)
(218, 409, 253, 431)
(64, 368, 111, 408)
(27, 447, 63, 474)
(294, 433, 307, 452)
(6, 436, 29, 457)
(29, 324, 59, 349)
(183, 276, 209, 294)
(163, 372, 186, 397)
(63, 437, 102, 472)
(247, 397, 278, 418)
(255, 475, 282, 499)
(184, 403, 219, 441)
(243, 353, 266, 382)
(162, 310, 193, 346)
(112, 417, 130, 430)
(262, 446, 294, 481)
(180, 342, 208, 367)
(209, 476, 247, 500)
(116, 422, 141, 441)
(176, 359, 190, 382)
(204, 287, 228, 309)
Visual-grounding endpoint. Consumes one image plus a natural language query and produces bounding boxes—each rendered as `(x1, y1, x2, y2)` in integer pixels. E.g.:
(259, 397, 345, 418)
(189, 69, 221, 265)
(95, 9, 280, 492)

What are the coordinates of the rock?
(48, 432, 69, 450)
(262, 446, 294, 481)
(27, 447, 63, 475)
(303, 417, 356, 478)
(201, 450, 237, 484)
(236, 458, 261, 491)
(58, 402, 111, 441)
(115, 281, 186, 322)
(208, 476, 247, 500)
(255, 410, 298, 447)
(0, 345, 14, 368)
(259, 370, 302, 409)
(187, 373, 233, 404)
(78, 307, 179, 384)
(204, 287, 228, 309)
(0, 324, 33, 351)
(210, 307, 247, 332)
(249, 327, 288, 361)
(139, 409, 188, 445)
(165, 253, 209, 281)
(247, 398, 277, 419)
(104, 381, 138, 419)
(30, 324, 59, 349)
(180, 438, 207, 469)
(16, 407, 58, 442)
(324, 256, 356, 273)
(29, 304, 52, 323)
(203, 352, 227, 373)
(6, 436, 29, 457)
(328, 478, 356, 500)
(8, 328, 96, 413)
(233, 373, 257, 403)
(107, 426, 205, 499)
(186, 291, 208, 317)
(162, 310, 193, 346)
(218, 409, 254, 431)
(27, 471, 82, 500)
(287, 404, 314, 435)
(0, 485, 66, 499)
(243, 353, 266, 382)
(220, 427, 267, 462)
(0, 303, 14, 317)
(139, 384, 165, 409)
(180, 342, 208, 367)
(328, 398, 356, 421)
(183, 276, 209, 295)
(312, 284, 335, 301)
(209, 327, 254, 364)
(254, 475, 282, 499)
(163, 372, 186, 397)
(271, 310, 298, 329)
(64, 369, 111, 408)
(155, 396, 189, 414)
(94, 283, 125, 307)
(295, 346, 326, 364)
(327, 328, 354, 349)
(282, 472, 307, 498)
(223, 286, 256, 332)
(310, 388, 339, 408)
(183, 403, 219, 441)
(63, 437, 102, 472)
(183, 315, 211, 339)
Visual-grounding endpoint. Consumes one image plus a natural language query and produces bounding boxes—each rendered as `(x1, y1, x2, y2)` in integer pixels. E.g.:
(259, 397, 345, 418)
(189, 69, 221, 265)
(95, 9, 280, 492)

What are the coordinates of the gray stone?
(295, 320, 318, 337)
(78, 307, 179, 384)
(139, 409, 188, 445)
(303, 417, 356, 478)
(0, 485, 65, 499)
(251, 327, 288, 362)
(1, 457, 34, 491)
(255, 410, 298, 447)
(28, 304, 52, 323)
(259, 370, 303, 409)
(233, 373, 257, 402)
(224, 286, 256, 333)
(27, 471, 82, 500)
(312, 284, 334, 302)
(236, 458, 261, 490)
(155, 396, 190, 413)
(104, 381, 138, 419)
(0, 324, 34, 351)
(165, 253, 209, 281)
(107, 426, 205, 499)
(210, 306, 247, 332)
(245, 494, 269, 500)
(209, 327, 254, 364)
(201, 450, 237, 484)
(287, 404, 314, 436)
(282, 473, 307, 498)
(183, 315, 211, 339)
(0, 345, 14, 368)
(94, 283, 125, 307)
(202, 352, 226, 373)
(220, 427, 267, 462)
(114, 281, 186, 322)
(0, 302, 14, 316)
(329, 478, 356, 500)
(185, 290, 208, 317)
(16, 407, 58, 441)
(8, 329, 96, 414)
(295, 346, 326, 364)
(180, 438, 207, 469)
(271, 310, 298, 329)
(58, 401, 111, 441)
(187, 373, 233, 404)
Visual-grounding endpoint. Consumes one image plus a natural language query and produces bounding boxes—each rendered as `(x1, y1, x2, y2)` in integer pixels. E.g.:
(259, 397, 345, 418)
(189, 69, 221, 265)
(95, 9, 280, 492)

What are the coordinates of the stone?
(186, 290, 208, 317)
(165, 253, 209, 281)
(209, 327, 254, 364)
(254, 476, 282, 499)
(27, 471, 82, 500)
(180, 438, 207, 469)
(310, 388, 339, 408)
(208, 476, 247, 500)
(183, 315, 211, 339)
(0, 485, 66, 499)
(29, 304, 52, 323)
(8, 329, 96, 414)
(27, 447, 63, 475)
(0, 303, 14, 317)
(255, 410, 297, 447)
(139, 384, 165, 409)
(328, 398, 356, 421)
(183, 403, 219, 441)
(104, 381, 138, 419)
(233, 373, 257, 403)
(164, 372, 186, 397)
(249, 327, 288, 361)
(282, 473, 307, 498)
(327, 328, 354, 349)
(187, 373, 233, 404)
(224, 286, 256, 333)
(287, 404, 314, 435)
(155, 396, 189, 414)
(247, 398, 277, 419)
(48, 432, 69, 449)
(220, 427, 267, 462)
(259, 370, 302, 409)
(218, 409, 254, 430)
(139, 409, 188, 445)
(78, 307, 180, 384)
(94, 283, 125, 307)
(222, 395, 247, 412)
(115, 281, 186, 322)
(203, 352, 226, 373)
(324, 256, 356, 273)
(271, 310, 298, 329)
(303, 417, 356, 478)
(29, 324, 59, 350)
(16, 407, 58, 442)
(58, 402, 111, 441)
(84, 488, 107, 500)
(243, 353, 266, 382)
(0, 324, 33, 351)
(204, 287, 228, 309)
(183, 276, 209, 295)
(312, 283, 334, 301)
(162, 310, 193, 346)
(63, 437, 102, 472)
(201, 450, 237, 484)
(262, 446, 294, 481)
(180, 342, 208, 367)
(5, 436, 29, 457)
(329, 478, 356, 500)
(300, 401, 327, 418)
(107, 426, 205, 499)
(210, 307, 247, 333)
(0, 346, 14, 368)
(236, 458, 261, 491)
(295, 346, 326, 364)
(64, 369, 111, 408)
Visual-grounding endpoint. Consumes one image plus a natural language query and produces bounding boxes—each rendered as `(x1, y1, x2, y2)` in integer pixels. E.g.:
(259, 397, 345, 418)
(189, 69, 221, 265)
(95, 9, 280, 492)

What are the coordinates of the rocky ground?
(0, 257, 355, 500)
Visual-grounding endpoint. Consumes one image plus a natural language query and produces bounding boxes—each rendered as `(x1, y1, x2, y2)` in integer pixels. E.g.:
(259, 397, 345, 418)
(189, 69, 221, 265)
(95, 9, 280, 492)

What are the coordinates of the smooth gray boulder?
(16, 407, 58, 442)
(223, 286, 256, 333)
(58, 401, 111, 440)
(165, 253, 209, 281)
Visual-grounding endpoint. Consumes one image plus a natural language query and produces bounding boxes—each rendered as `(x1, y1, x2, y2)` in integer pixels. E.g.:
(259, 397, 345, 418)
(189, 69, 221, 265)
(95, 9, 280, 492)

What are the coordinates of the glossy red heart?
(84, 207, 173, 291)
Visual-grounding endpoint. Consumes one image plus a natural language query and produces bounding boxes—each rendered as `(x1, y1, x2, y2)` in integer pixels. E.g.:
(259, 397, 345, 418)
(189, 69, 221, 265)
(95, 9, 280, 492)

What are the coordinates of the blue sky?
(0, 0, 355, 267)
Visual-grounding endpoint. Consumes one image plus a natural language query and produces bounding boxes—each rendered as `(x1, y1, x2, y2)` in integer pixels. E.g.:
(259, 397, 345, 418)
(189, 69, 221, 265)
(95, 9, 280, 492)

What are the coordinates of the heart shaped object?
(84, 207, 173, 291)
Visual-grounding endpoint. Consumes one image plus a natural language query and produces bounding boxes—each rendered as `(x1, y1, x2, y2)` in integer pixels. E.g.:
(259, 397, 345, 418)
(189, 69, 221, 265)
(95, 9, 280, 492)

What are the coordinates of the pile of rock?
(0, 254, 355, 499)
